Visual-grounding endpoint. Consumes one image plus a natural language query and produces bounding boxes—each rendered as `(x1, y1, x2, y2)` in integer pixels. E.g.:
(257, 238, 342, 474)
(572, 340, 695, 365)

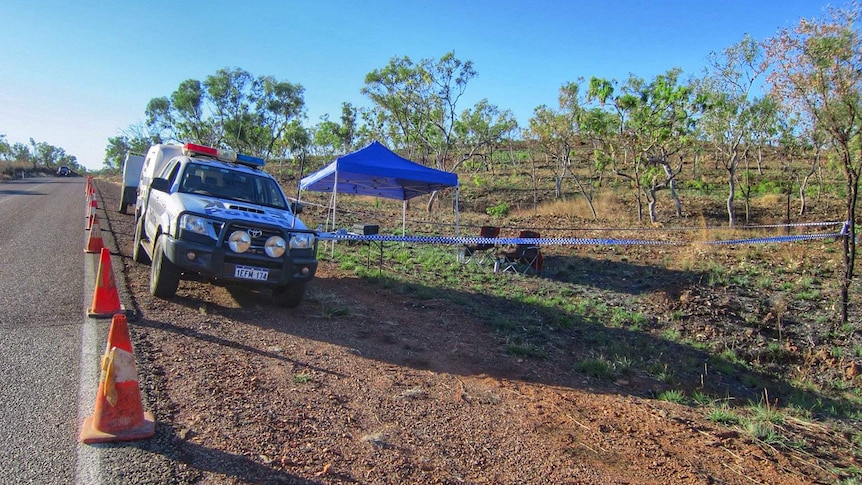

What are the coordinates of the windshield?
(179, 162, 288, 209)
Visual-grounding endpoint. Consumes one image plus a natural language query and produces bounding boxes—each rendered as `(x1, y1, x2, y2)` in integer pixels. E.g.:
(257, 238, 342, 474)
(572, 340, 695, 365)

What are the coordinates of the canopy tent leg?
(455, 187, 460, 237)
(330, 172, 339, 256)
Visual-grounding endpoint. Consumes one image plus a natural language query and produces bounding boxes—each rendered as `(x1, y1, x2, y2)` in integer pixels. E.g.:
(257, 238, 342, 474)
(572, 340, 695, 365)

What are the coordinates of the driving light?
(289, 232, 315, 249)
(228, 230, 251, 253)
(264, 236, 286, 258)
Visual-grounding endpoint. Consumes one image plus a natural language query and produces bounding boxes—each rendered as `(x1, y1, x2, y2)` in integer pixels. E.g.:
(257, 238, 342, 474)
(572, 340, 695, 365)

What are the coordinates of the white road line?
(75, 251, 102, 485)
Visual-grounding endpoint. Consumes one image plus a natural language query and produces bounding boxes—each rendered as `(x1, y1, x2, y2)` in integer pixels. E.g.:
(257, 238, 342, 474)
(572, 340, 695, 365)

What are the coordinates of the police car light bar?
(182, 143, 265, 167)
(236, 153, 265, 167)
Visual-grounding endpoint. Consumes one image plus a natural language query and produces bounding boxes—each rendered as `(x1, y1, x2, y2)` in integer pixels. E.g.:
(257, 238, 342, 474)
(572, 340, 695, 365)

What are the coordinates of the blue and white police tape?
(317, 221, 849, 247)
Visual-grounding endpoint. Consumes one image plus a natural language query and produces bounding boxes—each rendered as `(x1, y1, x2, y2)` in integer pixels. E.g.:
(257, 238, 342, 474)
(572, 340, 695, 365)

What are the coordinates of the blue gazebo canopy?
(299, 141, 458, 200)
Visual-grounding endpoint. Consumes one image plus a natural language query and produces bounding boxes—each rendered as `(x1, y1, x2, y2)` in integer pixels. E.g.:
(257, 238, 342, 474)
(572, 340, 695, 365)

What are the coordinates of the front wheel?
(273, 283, 306, 308)
(150, 235, 180, 298)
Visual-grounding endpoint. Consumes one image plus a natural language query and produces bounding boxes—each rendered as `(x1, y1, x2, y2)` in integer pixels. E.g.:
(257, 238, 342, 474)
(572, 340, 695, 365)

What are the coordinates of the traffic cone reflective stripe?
(88, 247, 122, 317)
(85, 214, 105, 254)
(86, 195, 98, 221)
(80, 314, 155, 444)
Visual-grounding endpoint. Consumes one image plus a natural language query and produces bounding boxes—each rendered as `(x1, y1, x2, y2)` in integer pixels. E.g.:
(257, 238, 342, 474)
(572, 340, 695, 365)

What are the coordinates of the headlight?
(179, 214, 218, 239)
(289, 232, 315, 249)
(264, 236, 286, 257)
(228, 230, 251, 253)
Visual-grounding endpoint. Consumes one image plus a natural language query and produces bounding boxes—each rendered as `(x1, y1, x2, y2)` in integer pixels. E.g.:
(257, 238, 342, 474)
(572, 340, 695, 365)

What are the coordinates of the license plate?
(234, 265, 269, 281)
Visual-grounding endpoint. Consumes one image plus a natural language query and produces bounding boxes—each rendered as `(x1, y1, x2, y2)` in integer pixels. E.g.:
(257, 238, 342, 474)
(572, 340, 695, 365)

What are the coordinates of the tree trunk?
(572, 175, 598, 220)
(648, 188, 658, 223)
(662, 161, 682, 217)
(756, 145, 764, 175)
(840, 169, 858, 327)
(784, 175, 792, 228)
(726, 165, 736, 227)
(799, 152, 819, 216)
(425, 191, 437, 212)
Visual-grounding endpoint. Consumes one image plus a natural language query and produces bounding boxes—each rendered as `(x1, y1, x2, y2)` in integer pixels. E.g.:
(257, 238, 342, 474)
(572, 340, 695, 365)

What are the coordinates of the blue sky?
(0, 0, 835, 171)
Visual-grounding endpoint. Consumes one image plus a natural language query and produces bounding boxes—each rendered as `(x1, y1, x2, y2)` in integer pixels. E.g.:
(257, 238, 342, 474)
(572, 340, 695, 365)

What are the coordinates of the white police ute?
(132, 143, 317, 308)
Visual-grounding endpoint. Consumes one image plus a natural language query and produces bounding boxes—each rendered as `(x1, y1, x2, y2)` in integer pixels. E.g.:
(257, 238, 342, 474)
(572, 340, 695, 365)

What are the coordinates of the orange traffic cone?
(88, 247, 122, 318)
(85, 175, 93, 194)
(86, 193, 98, 220)
(85, 214, 105, 254)
(80, 314, 155, 444)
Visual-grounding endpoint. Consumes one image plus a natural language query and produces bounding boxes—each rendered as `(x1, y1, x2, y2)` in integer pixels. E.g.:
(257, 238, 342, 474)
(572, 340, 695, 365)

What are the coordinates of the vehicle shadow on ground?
(133, 311, 347, 380)
(107, 422, 321, 484)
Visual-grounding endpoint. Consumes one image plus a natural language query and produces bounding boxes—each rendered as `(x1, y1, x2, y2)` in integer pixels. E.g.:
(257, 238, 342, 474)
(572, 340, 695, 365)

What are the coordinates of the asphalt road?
(0, 176, 181, 484)
(0, 176, 87, 483)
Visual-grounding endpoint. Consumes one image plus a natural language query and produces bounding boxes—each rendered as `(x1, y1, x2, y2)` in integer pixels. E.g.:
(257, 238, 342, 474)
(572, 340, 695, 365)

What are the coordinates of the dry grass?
(0, 161, 33, 180)
(518, 193, 629, 222)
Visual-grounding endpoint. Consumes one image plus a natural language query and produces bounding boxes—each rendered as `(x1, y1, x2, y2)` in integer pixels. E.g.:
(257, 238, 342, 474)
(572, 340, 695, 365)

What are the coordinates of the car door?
(145, 160, 181, 240)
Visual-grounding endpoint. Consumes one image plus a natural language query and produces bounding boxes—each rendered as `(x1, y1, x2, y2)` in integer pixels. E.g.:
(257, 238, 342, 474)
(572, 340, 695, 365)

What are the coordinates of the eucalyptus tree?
(766, 4, 862, 325)
(747, 94, 781, 175)
(453, 99, 518, 173)
(9, 142, 31, 165)
(697, 34, 768, 226)
(363, 52, 515, 211)
(593, 70, 697, 223)
(312, 116, 344, 159)
(256, 76, 306, 158)
(338, 102, 358, 151)
(362, 52, 476, 170)
(0, 134, 10, 160)
(104, 123, 158, 171)
(145, 67, 305, 158)
(527, 80, 601, 218)
(526, 98, 577, 199)
(29, 139, 69, 170)
(310, 103, 360, 159)
(362, 54, 437, 158)
(274, 119, 312, 187)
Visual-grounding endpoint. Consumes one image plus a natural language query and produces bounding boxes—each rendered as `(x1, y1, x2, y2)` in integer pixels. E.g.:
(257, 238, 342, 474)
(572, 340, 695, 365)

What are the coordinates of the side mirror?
(290, 201, 303, 215)
(150, 177, 170, 193)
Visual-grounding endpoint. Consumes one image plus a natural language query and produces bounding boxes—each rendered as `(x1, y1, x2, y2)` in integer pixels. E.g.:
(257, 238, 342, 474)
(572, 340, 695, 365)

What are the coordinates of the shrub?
(486, 202, 510, 218)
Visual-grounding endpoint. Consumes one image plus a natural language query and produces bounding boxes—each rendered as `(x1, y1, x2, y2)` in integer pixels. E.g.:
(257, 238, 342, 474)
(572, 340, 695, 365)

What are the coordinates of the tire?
(119, 188, 129, 213)
(150, 235, 180, 298)
(132, 216, 150, 264)
(273, 283, 306, 308)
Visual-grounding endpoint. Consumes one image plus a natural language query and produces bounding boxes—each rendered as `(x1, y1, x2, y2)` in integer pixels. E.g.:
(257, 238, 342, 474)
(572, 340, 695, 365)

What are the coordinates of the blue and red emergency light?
(182, 143, 265, 168)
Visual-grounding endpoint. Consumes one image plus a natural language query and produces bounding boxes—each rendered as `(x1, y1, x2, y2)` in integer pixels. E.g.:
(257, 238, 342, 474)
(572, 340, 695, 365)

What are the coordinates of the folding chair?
(495, 230, 543, 275)
(458, 226, 500, 266)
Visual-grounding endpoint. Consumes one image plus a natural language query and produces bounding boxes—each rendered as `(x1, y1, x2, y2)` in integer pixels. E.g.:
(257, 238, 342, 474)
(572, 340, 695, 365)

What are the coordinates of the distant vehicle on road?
(57, 166, 71, 177)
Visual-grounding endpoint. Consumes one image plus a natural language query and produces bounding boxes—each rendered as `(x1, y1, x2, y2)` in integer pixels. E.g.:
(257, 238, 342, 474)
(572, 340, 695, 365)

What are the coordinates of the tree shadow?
(541, 254, 702, 295)
(138, 263, 854, 422)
